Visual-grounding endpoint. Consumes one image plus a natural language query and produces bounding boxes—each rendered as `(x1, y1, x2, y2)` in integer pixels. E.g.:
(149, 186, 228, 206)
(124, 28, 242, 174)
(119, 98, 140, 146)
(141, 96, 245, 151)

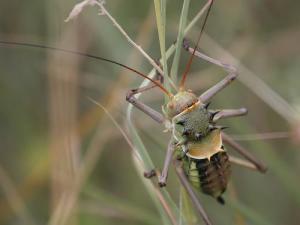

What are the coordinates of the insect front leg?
(173, 159, 213, 225)
(126, 79, 165, 124)
(183, 38, 236, 73)
(182, 39, 238, 103)
(222, 133, 267, 173)
(126, 74, 173, 178)
(199, 71, 237, 103)
(212, 108, 248, 122)
(158, 138, 175, 187)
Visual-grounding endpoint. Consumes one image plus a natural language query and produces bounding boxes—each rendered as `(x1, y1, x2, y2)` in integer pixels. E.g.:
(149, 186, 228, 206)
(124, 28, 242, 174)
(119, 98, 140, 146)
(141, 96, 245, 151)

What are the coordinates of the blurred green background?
(0, 0, 300, 225)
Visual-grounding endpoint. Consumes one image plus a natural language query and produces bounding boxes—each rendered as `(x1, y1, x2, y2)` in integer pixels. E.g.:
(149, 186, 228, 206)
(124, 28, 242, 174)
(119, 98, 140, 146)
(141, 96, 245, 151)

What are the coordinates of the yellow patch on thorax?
(186, 129, 223, 160)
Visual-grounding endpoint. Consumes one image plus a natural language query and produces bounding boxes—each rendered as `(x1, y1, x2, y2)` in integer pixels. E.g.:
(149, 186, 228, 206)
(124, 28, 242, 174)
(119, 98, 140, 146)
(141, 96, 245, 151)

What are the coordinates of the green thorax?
(173, 103, 211, 141)
(162, 91, 213, 143)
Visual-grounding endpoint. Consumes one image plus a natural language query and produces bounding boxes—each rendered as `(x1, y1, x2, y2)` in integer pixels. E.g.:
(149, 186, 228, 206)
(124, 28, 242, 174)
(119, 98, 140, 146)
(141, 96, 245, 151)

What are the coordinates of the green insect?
(125, 1, 268, 224)
(127, 64, 267, 225)
(0, 1, 268, 224)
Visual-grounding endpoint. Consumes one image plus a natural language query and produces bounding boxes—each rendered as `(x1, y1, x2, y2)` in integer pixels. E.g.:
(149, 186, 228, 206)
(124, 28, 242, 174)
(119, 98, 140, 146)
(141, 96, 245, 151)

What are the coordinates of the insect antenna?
(0, 40, 173, 97)
(179, 0, 214, 90)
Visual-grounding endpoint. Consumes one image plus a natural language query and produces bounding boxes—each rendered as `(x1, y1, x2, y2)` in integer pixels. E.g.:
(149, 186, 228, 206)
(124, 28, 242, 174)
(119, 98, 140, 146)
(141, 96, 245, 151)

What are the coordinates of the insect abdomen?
(184, 151, 231, 204)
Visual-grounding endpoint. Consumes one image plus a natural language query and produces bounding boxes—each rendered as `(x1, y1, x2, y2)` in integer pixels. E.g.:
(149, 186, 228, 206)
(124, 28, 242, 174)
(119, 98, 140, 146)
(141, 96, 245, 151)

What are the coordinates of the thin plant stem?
(185, 0, 213, 35)
(0, 165, 36, 225)
(153, 0, 172, 95)
(83, 186, 160, 225)
(227, 183, 248, 225)
(48, 124, 115, 225)
(180, 187, 196, 225)
(132, 156, 179, 225)
(66, 0, 164, 79)
(95, 1, 164, 77)
(170, 0, 191, 85)
(91, 99, 179, 225)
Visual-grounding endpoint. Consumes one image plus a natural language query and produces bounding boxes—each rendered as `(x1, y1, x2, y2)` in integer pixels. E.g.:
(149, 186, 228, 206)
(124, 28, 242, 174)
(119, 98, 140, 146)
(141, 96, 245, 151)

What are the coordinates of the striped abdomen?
(183, 151, 231, 204)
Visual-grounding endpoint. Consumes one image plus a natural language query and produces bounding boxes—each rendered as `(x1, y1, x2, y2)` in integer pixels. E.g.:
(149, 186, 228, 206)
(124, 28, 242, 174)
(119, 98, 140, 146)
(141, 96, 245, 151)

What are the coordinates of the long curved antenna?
(179, 0, 214, 90)
(0, 40, 173, 97)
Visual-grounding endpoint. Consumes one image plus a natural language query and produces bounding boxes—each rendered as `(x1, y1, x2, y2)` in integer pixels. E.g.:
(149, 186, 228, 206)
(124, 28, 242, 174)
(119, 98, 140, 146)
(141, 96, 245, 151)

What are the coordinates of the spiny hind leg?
(173, 159, 213, 225)
(126, 72, 165, 124)
(222, 133, 267, 173)
(212, 108, 248, 122)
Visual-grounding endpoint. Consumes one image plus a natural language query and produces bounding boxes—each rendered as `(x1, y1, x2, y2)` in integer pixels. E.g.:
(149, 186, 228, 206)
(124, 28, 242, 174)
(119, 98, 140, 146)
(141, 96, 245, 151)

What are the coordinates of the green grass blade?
(126, 120, 180, 225)
(153, 0, 172, 96)
(170, 0, 191, 84)
(180, 187, 197, 225)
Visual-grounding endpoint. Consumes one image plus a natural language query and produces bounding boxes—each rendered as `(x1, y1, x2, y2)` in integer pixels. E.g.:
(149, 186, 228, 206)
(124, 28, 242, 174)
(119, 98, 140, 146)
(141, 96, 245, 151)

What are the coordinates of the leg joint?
(227, 72, 238, 83)
(126, 89, 136, 101)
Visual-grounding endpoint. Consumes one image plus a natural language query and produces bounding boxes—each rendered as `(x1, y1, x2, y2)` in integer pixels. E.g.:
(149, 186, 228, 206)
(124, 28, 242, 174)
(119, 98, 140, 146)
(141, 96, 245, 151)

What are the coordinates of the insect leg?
(126, 75, 165, 124)
(222, 133, 267, 173)
(212, 108, 248, 122)
(127, 74, 169, 179)
(228, 155, 259, 171)
(173, 159, 213, 225)
(182, 39, 239, 102)
(158, 138, 175, 187)
(199, 71, 237, 103)
(183, 38, 236, 73)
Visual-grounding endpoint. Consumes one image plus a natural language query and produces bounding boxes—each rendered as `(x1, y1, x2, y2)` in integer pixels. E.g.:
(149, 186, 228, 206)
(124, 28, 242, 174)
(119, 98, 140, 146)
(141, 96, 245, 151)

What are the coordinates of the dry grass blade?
(66, 0, 164, 77)
(82, 186, 160, 225)
(88, 98, 179, 225)
(48, 125, 115, 225)
(0, 165, 36, 225)
(87, 98, 136, 152)
(132, 156, 179, 225)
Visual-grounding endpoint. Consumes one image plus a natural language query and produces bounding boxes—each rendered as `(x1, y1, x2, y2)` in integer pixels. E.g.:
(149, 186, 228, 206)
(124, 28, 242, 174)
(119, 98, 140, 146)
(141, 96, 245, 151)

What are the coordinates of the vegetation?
(0, 0, 300, 225)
